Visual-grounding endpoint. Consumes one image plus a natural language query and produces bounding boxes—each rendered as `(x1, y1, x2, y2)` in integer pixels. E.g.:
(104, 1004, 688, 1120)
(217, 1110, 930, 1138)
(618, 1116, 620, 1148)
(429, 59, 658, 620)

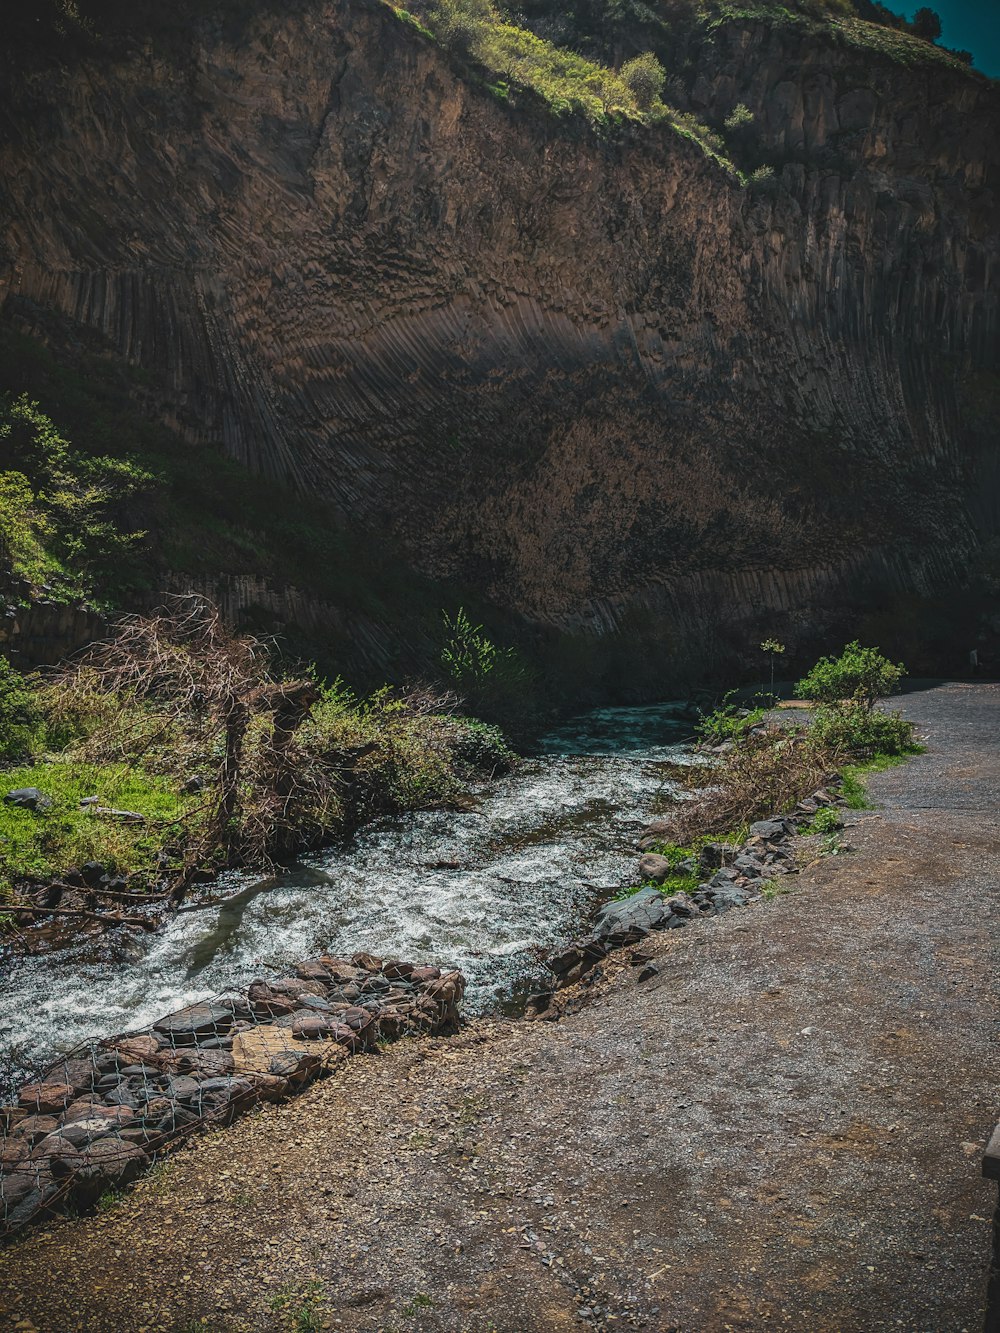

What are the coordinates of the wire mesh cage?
(0, 953, 465, 1240)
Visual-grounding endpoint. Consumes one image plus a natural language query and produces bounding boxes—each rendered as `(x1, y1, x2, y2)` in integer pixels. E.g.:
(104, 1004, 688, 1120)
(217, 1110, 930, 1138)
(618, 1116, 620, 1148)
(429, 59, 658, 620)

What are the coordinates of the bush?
(795, 641, 905, 709)
(0, 393, 153, 601)
(0, 656, 45, 762)
(439, 608, 531, 723)
(696, 692, 767, 744)
(662, 724, 832, 843)
(807, 700, 915, 759)
(724, 102, 754, 131)
(619, 52, 665, 110)
(910, 7, 941, 42)
(428, 0, 493, 55)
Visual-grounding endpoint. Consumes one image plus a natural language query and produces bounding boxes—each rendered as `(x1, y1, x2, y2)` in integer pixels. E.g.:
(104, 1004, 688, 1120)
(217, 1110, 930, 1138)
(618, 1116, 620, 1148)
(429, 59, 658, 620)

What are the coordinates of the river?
(0, 703, 694, 1084)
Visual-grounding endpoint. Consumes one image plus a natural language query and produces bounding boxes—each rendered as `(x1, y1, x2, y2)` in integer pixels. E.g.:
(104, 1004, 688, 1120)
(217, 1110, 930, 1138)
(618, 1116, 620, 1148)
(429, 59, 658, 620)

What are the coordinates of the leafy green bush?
(807, 699, 915, 759)
(805, 804, 841, 835)
(697, 691, 767, 744)
(427, 0, 492, 53)
(0, 393, 153, 601)
(724, 101, 754, 130)
(619, 52, 665, 110)
(795, 641, 904, 709)
(0, 656, 45, 762)
(439, 608, 531, 722)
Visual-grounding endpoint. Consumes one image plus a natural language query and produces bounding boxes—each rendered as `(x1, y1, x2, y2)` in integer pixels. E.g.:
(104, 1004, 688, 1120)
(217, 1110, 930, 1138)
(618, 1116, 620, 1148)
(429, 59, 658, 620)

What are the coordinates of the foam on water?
(0, 703, 695, 1080)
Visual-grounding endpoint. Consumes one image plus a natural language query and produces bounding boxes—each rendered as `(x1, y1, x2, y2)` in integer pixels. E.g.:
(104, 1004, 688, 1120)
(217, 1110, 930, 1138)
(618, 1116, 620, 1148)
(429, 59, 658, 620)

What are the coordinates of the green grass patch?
(0, 761, 198, 882)
(760, 877, 793, 900)
(617, 872, 701, 899)
(839, 746, 924, 809)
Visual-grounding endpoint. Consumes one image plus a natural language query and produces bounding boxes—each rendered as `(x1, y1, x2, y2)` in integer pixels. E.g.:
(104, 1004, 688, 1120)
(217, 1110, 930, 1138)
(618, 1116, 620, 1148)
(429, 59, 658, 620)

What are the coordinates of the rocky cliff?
(1, 0, 997, 690)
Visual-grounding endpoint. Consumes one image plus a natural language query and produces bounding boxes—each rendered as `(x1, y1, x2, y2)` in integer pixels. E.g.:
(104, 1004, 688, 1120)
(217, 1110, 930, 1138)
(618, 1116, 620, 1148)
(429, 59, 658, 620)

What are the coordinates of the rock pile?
(536, 782, 846, 997)
(0, 953, 465, 1240)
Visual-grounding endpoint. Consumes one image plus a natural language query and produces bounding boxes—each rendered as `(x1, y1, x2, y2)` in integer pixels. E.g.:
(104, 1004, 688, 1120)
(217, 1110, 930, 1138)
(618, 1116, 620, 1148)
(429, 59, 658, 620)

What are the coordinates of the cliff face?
(1, 1, 997, 686)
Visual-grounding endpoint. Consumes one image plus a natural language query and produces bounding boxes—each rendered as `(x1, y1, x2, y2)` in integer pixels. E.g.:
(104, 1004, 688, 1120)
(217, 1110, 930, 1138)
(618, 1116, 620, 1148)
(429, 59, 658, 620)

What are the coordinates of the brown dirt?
(0, 682, 997, 1333)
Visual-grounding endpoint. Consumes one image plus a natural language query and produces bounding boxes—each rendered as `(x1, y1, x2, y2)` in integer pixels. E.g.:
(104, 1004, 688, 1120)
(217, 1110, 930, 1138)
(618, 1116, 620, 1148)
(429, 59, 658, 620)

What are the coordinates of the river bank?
(0, 702, 697, 1086)
(1, 681, 994, 1330)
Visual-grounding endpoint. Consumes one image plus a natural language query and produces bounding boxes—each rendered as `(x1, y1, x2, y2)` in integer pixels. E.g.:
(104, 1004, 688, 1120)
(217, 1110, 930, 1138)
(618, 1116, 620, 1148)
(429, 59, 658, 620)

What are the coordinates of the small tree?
(439, 608, 529, 722)
(724, 102, 754, 132)
(760, 638, 786, 691)
(54, 596, 320, 894)
(911, 7, 942, 42)
(428, 0, 493, 56)
(795, 641, 904, 711)
(619, 52, 665, 111)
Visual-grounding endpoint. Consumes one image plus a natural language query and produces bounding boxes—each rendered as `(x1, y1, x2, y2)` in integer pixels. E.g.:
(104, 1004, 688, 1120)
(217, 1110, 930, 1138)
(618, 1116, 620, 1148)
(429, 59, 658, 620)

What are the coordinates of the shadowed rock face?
(0, 0, 997, 682)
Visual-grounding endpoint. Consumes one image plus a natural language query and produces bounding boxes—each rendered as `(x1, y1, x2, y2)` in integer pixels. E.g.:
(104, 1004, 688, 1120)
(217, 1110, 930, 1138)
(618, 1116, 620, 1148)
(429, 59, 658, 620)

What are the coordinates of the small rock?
(4, 787, 52, 811)
(637, 853, 673, 884)
(637, 963, 660, 983)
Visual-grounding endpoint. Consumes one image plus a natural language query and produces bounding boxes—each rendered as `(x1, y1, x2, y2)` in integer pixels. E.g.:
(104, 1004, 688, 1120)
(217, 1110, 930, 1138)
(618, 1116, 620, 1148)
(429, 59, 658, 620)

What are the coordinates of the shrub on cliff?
(619, 52, 665, 110)
(0, 394, 153, 604)
(910, 7, 942, 42)
(428, 0, 493, 55)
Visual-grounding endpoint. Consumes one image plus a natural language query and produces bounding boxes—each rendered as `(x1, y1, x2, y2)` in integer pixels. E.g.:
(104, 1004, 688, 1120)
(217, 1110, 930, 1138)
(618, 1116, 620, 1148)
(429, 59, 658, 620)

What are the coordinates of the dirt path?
(1, 682, 997, 1333)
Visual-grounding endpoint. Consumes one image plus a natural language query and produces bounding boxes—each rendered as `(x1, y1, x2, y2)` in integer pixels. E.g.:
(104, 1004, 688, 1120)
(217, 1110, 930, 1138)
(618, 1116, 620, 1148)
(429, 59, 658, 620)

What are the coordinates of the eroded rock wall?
(1, 1, 997, 682)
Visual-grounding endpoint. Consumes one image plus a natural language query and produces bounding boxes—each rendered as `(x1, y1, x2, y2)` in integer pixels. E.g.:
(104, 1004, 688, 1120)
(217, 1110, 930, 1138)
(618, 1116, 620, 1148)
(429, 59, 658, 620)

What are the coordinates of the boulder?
(68, 1138, 149, 1202)
(0, 1137, 30, 1169)
(268, 978, 328, 1000)
(382, 961, 417, 980)
(750, 818, 791, 840)
(546, 938, 607, 979)
(18, 1083, 74, 1114)
(594, 887, 672, 941)
(698, 842, 738, 872)
(708, 868, 740, 889)
(351, 951, 383, 972)
(294, 959, 332, 982)
(4, 787, 52, 811)
(637, 853, 673, 884)
(160, 1048, 234, 1077)
(733, 853, 767, 880)
(410, 965, 441, 983)
(291, 1013, 340, 1040)
(710, 886, 749, 913)
(153, 1001, 233, 1044)
(42, 1058, 96, 1096)
(246, 982, 299, 1018)
(56, 1110, 134, 1146)
(193, 1076, 258, 1122)
(0, 1167, 60, 1232)
(660, 893, 698, 920)
(13, 1114, 60, 1142)
(247, 1073, 290, 1103)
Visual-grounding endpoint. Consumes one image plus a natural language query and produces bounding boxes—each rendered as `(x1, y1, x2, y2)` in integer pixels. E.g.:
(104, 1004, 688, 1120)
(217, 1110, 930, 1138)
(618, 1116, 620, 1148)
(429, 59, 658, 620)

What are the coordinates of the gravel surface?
(1, 682, 997, 1333)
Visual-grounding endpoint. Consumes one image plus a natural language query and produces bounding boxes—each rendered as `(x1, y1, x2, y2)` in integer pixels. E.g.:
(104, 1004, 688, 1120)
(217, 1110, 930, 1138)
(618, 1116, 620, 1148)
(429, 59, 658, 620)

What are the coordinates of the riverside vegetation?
(0, 598, 514, 932)
(620, 641, 919, 900)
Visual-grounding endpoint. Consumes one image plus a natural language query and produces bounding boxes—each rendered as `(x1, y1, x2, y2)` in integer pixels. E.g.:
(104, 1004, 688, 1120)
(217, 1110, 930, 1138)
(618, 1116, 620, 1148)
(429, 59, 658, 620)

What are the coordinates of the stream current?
(0, 703, 694, 1083)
